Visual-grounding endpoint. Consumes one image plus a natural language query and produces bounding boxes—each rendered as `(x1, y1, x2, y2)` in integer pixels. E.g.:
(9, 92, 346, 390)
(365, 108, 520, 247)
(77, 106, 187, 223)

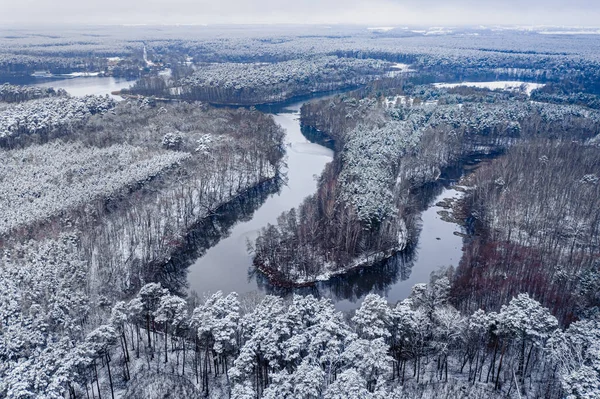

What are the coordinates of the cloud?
(1, 0, 599, 26)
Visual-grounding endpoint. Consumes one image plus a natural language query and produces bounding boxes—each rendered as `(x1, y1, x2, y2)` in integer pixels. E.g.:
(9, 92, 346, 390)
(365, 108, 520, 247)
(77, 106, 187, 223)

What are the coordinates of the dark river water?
(185, 98, 466, 311)
(186, 101, 336, 299)
(7, 77, 466, 311)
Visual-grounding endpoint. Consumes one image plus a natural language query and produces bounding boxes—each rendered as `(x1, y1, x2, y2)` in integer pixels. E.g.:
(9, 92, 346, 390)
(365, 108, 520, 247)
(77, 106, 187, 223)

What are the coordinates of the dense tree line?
(0, 53, 109, 79)
(0, 29, 146, 79)
(3, 256, 597, 399)
(0, 93, 116, 148)
(452, 140, 600, 325)
(139, 27, 600, 81)
(531, 79, 600, 110)
(127, 56, 394, 105)
(0, 51, 143, 80)
(0, 83, 67, 103)
(3, 25, 600, 89)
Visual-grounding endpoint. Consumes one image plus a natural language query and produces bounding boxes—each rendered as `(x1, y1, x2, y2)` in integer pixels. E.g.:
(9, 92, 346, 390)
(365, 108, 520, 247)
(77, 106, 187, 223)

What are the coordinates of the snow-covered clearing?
(367, 27, 395, 32)
(391, 63, 411, 71)
(434, 81, 545, 95)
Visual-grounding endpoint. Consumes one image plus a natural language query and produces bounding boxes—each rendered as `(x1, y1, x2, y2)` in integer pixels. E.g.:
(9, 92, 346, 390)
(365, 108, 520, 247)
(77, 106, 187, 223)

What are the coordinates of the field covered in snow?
(434, 81, 545, 95)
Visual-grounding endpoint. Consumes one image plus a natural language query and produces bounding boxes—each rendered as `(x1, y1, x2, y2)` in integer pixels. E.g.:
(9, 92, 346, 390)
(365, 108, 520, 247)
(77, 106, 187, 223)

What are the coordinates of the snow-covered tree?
(498, 293, 559, 390)
(352, 294, 393, 340)
(155, 294, 188, 363)
(548, 316, 600, 399)
(342, 338, 393, 392)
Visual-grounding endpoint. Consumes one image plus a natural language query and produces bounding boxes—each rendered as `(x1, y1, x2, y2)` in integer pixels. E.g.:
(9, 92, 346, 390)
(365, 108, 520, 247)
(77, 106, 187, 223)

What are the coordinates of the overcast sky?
(2, 0, 600, 26)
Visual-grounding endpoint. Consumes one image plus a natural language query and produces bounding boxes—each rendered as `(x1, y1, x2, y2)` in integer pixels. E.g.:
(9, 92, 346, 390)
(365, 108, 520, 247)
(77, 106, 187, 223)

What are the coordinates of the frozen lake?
(4, 76, 135, 99)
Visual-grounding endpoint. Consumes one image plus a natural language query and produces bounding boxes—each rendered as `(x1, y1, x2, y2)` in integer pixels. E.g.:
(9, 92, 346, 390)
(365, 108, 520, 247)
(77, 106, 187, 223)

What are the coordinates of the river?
(186, 102, 335, 298)
(7, 76, 467, 311)
(185, 98, 466, 311)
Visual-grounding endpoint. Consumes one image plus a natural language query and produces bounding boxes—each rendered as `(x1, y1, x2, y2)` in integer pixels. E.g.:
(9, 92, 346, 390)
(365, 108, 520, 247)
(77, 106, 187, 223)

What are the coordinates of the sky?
(1, 0, 600, 26)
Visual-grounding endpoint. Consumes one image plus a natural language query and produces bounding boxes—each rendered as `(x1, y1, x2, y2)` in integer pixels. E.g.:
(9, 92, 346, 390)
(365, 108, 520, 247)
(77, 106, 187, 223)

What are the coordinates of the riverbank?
(253, 168, 464, 289)
(185, 102, 334, 297)
(250, 89, 513, 290)
(254, 242, 407, 288)
(252, 144, 505, 294)
(148, 175, 282, 295)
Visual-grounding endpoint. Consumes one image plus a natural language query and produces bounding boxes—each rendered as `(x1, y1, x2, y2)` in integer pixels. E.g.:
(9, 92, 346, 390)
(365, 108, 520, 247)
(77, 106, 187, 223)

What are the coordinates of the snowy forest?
(1, 24, 600, 399)
(126, 57, 395, 105)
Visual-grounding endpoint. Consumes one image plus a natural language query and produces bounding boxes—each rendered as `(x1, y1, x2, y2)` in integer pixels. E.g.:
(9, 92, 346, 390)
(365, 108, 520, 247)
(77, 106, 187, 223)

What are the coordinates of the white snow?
(59, 72, 101, 77)
(367, 27, 395, 32)
(391, 63, 412, 72)
(384, 95, 437, 108)
(538, 30, 600, 35)
(434, 81, 545, 95)
(387, 63, 415, 77)
(425, 28, 453, 36)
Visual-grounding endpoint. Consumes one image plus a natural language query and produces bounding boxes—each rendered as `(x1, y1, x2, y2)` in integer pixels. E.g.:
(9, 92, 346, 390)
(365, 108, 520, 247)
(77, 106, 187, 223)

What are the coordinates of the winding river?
(9, 76, 467, 311)
(185, 98, 466, 311)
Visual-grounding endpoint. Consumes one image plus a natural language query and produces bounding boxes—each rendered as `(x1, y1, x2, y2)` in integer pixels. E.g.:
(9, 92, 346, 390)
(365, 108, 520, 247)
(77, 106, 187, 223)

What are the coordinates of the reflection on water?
(184, 94, 470, 310)
(254, 245, 415, 306)
(253, 173, 466, 311)
(1, 75, 470, 310)
(336, 185, 463, 310)
(186, 102, 335, 297)
(152, 179, 282, 296)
